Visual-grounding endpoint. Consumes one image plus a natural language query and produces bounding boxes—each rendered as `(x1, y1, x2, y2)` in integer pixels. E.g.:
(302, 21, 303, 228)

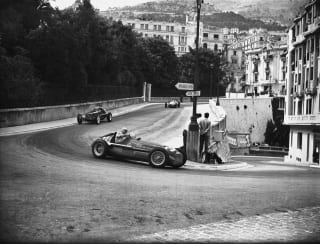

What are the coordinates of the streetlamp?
(186, 0, 202, 162)
(210, 63, 213, 98)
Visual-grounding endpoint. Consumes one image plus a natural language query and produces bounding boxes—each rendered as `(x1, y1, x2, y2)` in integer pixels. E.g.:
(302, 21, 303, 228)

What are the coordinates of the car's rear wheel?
(77, 114, 83, 124)
(107, 113, 112, 122)
(96, 115, 101, 124)
(172, 148, 187, 168)
(92, 139, 107, 158)
(149, 148, 168, 168)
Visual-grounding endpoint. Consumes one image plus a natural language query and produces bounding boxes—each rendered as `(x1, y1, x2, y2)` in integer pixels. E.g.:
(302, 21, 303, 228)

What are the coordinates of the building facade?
(284, 0, 320, 165)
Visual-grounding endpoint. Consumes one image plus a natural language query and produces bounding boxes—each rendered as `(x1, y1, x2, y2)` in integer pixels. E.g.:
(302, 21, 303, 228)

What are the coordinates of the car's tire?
(96, 115, 101, 125)
(77, 114, 83, 124)
(107, 113, 112, 122)
(172, 148, 187, 168)
(148, 148, 168, 168)
(92, 139, 107, 158)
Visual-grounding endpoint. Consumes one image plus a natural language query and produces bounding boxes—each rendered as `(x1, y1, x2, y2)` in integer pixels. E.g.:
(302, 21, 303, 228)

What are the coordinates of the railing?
(285, 114, 319, 125)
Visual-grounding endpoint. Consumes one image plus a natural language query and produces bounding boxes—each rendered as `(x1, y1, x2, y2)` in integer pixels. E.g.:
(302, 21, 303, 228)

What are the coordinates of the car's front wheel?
(92, 139, 107, 158)
(148, 148, 168, 168)
(77, 114, 83, 124)
(107, 113, 112, 122)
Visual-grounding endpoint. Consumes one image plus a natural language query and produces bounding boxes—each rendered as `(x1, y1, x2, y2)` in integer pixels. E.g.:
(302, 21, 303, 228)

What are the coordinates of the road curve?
(1, 103, 320, 242)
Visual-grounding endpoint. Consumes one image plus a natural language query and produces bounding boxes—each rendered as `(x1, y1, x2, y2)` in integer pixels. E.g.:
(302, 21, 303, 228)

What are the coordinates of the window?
(166, 26, 170, 31)
(145, 24, 148, 30)
(306, 99, 312, 114)
(181, 27, 185, 33)
(291, 131, 293, 147)
(170, 36, 173, 44)
(297, 100, 303, 115)
(310, 67, 314, 80)
(153, 25, 157, 30)
(307, 133, 310, 161)
(214, 34, 219, 39)
(132, 24, 135, 29)
(166, 35, 169, 41)
(214, 44, 218, 51)
(203, 33, 208, 38)
(203, 43, 208, 48)
(140, 24, 144, 29)
(266, 72, 269, 80)
(297, 132, 302, 149)
(233, 51, 237, 55)
(171, 26, 174, 32)
(158, 25, 161, 31)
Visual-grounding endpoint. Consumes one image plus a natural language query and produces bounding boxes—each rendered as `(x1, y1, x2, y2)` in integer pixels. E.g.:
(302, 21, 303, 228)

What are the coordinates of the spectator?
(199, 112, 211, 163)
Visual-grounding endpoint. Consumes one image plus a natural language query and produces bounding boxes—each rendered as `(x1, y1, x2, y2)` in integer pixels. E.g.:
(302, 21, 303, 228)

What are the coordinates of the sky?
(50, 0, 155, 11)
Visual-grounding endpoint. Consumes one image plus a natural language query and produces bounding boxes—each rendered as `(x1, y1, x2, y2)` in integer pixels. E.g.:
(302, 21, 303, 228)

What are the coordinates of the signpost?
(175, 82, 194, 91)
(186, 90, 201, 97)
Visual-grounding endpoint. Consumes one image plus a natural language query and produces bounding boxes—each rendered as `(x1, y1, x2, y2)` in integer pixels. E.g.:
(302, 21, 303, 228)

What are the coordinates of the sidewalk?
(129, 206, 320, 242)
(0, 102, 248, 171)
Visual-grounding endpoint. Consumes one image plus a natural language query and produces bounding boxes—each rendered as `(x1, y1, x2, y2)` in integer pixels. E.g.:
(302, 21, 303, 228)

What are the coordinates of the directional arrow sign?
(186, 90, 201, 97)
(175, 82, 194, 90)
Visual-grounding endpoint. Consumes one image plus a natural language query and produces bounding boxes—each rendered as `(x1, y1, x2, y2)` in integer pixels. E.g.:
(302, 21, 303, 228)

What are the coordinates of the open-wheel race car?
(91, 132, 187, 168)
(77, 107, 112, 125)
(165, 99, 180, 108)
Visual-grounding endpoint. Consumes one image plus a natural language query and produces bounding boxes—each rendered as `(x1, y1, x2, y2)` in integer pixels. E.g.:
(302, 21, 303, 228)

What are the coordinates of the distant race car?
(165, 99, 180, 108)
(91, 132, 187, 168)
(77, 107, 112, 125)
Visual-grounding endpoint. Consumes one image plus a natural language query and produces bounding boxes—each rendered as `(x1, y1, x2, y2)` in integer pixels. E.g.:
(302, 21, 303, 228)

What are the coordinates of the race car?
(165, 99, 180, 108)
(91, 132, 187, 168)
(77, 107, 112, 125)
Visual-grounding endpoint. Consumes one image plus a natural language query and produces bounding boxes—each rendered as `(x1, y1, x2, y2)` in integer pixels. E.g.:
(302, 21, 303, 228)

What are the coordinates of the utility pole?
(186, 0, 202, 162)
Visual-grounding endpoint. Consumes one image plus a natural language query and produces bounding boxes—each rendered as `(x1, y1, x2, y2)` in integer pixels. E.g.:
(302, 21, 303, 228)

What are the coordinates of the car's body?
(91, 132, 187, 168)
(77, 107, 112, 124)
(165, 99, 180, 108)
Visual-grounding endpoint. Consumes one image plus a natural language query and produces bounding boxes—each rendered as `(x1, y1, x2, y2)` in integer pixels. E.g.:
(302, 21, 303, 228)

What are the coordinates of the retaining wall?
(212, 97, 273, 143)
(0, 97, 144, 127)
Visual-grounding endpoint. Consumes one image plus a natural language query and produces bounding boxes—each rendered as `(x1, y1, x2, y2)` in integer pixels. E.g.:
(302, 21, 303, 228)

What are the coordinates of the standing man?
(199, 112, 211, 163)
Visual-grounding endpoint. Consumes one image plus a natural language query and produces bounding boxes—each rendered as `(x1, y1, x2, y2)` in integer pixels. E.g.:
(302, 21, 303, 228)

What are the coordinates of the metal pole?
(210, 63, 213, 98)
(186, 0, 201, 162)
(216, 54, 220, 106)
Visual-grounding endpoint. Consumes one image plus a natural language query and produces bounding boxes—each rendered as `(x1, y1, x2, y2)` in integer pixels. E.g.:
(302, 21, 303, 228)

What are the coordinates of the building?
(119, 16, 201, 56)
(284, 0, 320, 165)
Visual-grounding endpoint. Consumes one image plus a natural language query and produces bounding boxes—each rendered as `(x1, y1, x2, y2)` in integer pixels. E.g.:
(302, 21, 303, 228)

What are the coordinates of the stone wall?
(213, 97, 273, 143)
(0, 97, 143, 127)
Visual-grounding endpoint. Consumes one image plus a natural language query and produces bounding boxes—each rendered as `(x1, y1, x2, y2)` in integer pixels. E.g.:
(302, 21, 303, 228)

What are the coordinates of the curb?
(183, 161, 250, 171)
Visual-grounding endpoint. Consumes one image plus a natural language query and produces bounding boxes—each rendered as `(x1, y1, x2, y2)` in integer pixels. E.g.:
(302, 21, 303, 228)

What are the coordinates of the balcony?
(305, 80, 318, 95)
(284, 114, 320, 125)
(304, 16, 320, 36)
(292, 34, 305, 46)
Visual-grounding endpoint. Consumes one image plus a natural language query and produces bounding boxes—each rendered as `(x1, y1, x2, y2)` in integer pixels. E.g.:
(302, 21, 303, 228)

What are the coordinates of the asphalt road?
(0, 103, 320, 242)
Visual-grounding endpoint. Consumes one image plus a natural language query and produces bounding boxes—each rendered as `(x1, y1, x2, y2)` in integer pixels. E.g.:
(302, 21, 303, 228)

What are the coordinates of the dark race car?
(77, 107, 112, 125)
(165, 99, 180, 108)
(91, 132, 187, 168)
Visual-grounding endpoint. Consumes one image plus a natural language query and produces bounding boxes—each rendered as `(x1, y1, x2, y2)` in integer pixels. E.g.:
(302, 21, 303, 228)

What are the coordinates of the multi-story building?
(120, 16, 201, 56)
(284, 0, 320, 165)
(202, 26, 224, 52)
(245, 40, 287, 97)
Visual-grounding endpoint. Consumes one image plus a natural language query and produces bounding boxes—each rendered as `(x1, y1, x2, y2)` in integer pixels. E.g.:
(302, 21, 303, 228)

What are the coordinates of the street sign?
(175, 82, 194, 90)
(186, 90, 201, 97)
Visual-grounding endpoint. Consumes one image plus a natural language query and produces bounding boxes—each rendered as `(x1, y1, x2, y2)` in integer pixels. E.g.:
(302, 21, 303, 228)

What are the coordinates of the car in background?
(91, 132, 187, 168)
(165, 99, 180, 108)
(77, 107, 112, 125)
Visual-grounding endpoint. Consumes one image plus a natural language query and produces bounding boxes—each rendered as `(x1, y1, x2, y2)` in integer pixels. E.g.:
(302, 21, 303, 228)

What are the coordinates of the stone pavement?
(129, 206, 320, 242)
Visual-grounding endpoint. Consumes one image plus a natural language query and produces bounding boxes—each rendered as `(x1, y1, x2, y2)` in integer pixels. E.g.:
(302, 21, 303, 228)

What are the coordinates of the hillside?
(106, 0, 309, 28)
